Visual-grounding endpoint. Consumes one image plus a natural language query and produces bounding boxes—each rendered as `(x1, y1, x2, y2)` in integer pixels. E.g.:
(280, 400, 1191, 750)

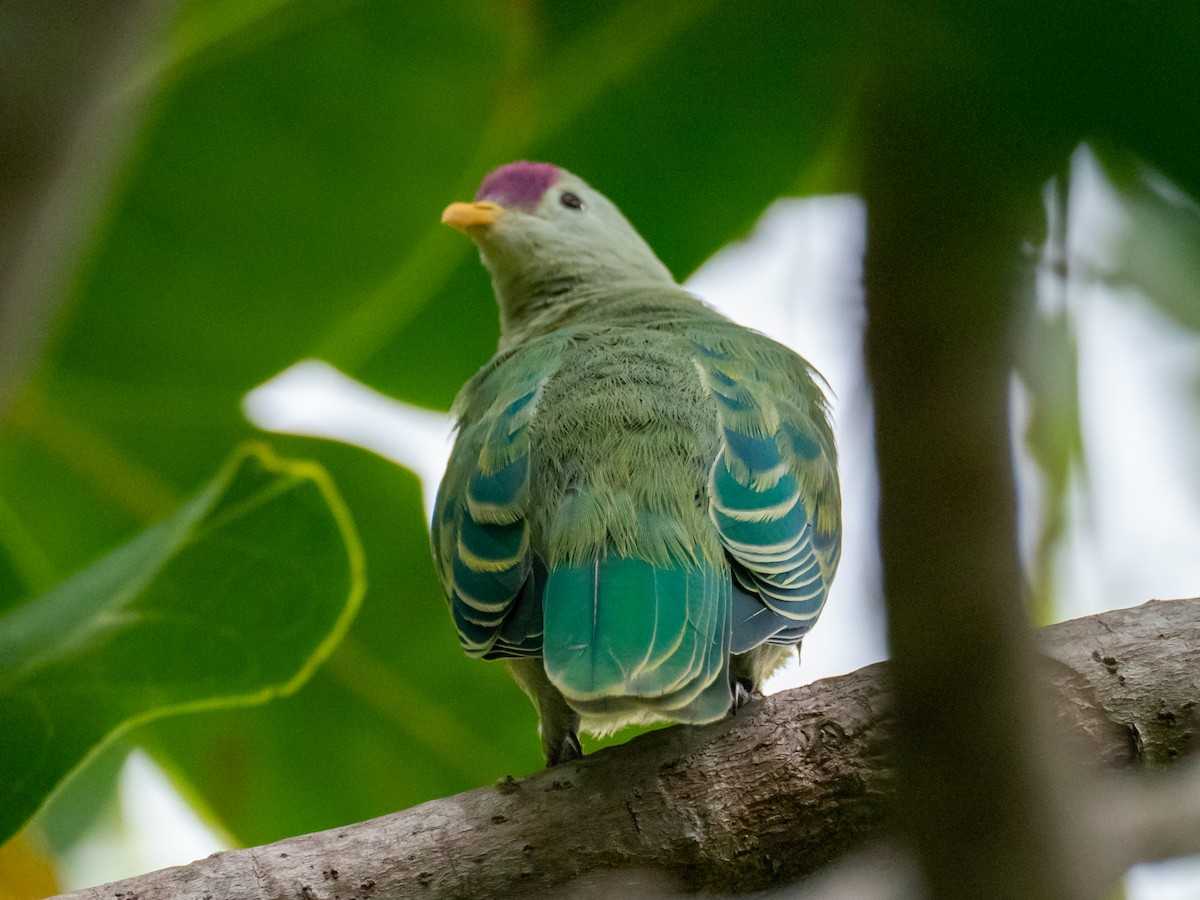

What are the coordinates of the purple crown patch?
(475, 161, 562, 210)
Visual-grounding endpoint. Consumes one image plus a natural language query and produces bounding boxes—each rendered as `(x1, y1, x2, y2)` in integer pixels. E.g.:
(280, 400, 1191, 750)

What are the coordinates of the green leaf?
(139, 439, 540, 845)
(0, 443, 364, 845)
(1018, 308, 1086, 624)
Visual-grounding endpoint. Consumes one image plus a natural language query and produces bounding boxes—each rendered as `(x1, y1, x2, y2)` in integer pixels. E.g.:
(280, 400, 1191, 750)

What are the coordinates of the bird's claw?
(547, 731, 583, 767)
(733, 677, 759, 712)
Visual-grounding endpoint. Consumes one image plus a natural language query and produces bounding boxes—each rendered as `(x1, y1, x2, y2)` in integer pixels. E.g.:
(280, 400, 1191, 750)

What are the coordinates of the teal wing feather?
(541, 537, 732, 725)
(693, 333, 841, 653)
(432, 345, 563, 658)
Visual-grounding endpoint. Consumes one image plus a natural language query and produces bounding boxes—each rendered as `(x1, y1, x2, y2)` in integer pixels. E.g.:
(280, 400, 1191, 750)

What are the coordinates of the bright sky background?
(59, 148, 1200, 897)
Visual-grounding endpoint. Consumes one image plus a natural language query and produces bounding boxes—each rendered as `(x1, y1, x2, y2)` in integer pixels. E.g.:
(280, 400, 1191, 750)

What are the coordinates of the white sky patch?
(1063, 287, 1200, 617)
(117, 751, 228, 872)
(1041, 147, 1200, 620)
(244, 359, 453, 522)
(1127, 856, 1200, 900)
(57, 750, 228, 890)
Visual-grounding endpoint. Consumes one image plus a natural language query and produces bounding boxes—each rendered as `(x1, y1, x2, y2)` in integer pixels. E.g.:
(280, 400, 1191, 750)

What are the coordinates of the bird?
(432, 162, 841, 766)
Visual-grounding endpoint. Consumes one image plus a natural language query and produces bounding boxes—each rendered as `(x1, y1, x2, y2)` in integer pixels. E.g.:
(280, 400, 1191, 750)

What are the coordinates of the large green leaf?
(0, 443, 363, 845)
(140, 439, 539, 845)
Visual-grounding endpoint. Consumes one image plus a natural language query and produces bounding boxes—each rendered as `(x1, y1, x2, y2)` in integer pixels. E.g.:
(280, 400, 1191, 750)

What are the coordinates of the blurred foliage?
(1, 0, 1198, 885)
(1015, 175, 1086, 625)
(1094, 148, 1200, 335)
(0, 444, 362, 844)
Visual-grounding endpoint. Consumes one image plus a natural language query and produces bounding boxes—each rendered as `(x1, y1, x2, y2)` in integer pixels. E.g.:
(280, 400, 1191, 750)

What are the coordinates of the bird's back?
(434, 289, 838, 734)
(526, 304, 736, 727)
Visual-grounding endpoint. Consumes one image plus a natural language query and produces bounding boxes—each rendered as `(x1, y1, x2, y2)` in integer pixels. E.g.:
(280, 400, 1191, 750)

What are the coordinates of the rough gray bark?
(53, 597, 1200, 900)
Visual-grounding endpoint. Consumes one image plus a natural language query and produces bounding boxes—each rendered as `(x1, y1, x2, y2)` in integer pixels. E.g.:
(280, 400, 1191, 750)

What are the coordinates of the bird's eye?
(559, 191, 585, 211)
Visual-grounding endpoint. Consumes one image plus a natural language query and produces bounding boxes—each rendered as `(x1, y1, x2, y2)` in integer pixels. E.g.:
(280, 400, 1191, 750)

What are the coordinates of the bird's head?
(442, 162, 675, 335)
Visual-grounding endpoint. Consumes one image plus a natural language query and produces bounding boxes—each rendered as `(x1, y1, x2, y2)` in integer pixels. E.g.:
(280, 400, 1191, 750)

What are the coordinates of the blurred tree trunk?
(0, 0, 172, 419)
(858, 39, 1092, 898)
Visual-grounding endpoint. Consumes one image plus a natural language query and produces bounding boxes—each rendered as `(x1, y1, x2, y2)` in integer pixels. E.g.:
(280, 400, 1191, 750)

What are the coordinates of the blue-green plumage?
(543, 556, 730, 718)
(433, 163, 841, 764)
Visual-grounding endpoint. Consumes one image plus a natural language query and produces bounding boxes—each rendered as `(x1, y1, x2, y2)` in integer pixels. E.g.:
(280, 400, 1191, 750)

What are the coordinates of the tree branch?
(52, 597, 1199, 899)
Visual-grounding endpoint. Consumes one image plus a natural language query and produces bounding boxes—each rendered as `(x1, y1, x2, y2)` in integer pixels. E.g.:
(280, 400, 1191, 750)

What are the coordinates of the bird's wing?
(541, 552, 733, 724)
(432, 344, 563, 658)
(692, 330, 841, 653)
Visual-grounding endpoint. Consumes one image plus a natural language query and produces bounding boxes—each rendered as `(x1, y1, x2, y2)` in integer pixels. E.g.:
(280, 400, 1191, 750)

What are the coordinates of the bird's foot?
(733, 677, 760, 712)
(546, 731, 583, 767)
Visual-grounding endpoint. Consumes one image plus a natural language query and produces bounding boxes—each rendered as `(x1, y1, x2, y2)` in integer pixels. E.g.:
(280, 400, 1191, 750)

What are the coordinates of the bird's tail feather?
(542, 555, 732, 723)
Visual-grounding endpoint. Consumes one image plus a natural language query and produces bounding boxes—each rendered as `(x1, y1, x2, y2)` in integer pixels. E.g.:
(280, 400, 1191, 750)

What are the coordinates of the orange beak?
(441, 200, 505, 232)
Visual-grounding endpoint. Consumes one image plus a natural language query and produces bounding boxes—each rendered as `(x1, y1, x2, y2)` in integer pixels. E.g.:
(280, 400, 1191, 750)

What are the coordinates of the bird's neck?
(490, 259, 683, 348)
